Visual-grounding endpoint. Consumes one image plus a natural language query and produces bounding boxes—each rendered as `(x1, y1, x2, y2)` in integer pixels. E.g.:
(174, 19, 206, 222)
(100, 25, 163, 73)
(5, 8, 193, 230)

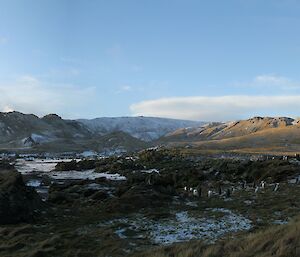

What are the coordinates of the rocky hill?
(2, 112, 300, 154)
(162, 116, 300, 154)
(164, 116, 299, 141)
(78, 116, 204, 141)
(0, 112, 92, 151)
(0, 111, 203, 153)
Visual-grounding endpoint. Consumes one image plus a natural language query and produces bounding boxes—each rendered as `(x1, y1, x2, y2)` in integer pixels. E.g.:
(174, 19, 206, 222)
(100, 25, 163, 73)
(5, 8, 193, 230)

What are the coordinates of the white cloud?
(130, 95, 300, 121)
(3, 106, 14, 113)
(121, 85, 132, 91)
(0, 75, 96, 118)
(254, 75, 287, 84)
(115, 85, 133, 94)
(236, 74, 300, 89)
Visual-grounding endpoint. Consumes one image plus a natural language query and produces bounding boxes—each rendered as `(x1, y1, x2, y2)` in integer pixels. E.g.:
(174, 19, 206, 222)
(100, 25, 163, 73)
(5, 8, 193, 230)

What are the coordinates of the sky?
(0, 0, 300, 121)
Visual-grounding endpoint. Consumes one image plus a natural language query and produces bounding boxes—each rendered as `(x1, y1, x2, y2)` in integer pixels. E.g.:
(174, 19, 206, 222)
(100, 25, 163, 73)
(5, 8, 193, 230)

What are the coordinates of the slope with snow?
(78, 116, 205, 141)
(0, 111, 205, 152)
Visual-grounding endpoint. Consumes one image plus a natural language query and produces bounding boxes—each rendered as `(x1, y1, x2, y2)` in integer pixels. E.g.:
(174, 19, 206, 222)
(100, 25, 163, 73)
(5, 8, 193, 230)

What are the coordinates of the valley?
(3, 2, 299, 256)
(2, 112, 300, 156)
(1, 148, 300, 257)
(1, 113, 300, 256)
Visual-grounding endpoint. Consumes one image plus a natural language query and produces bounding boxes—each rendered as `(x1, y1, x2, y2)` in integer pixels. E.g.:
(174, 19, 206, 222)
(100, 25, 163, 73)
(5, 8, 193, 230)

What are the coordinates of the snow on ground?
(49, 170, 126, 181)
(16, 158, 126, 181)
(107, 208, 252, 245)
(26, 179, 42, 187)
(31, 133, 51, 143)
(79, 150, 98, 158)
(151, 209, 251, 244)
(115, 228, 128, 239)
(25, 178, 49, 200)
(288, 175, 300, 184)
(141, 169, 160, 174)
(15, 158, 78, 174)
(273, 220, 288, 225)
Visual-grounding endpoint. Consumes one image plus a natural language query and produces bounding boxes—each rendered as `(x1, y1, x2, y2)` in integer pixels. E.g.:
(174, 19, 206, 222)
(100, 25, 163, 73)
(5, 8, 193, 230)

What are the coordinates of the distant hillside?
(32, 131, 149, 153)
(162, 116, 300, 154)
(164, 117, 299, 141)
(0, 111, 202, 153)
(2, 112, 300, 154)
(0, 112, 90, 144)
(78, 116, 204, 141)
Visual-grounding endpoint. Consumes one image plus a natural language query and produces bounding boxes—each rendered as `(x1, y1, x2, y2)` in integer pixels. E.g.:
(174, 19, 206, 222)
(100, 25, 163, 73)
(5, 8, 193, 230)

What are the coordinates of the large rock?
(0, 168, 44, 224)
(48, 180, 110, 204)
(105, 184, 172, 213)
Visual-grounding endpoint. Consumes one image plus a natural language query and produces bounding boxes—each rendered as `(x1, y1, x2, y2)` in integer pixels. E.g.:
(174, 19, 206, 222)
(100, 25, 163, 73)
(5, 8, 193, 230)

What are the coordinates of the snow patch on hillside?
(78, 117, 205, 141)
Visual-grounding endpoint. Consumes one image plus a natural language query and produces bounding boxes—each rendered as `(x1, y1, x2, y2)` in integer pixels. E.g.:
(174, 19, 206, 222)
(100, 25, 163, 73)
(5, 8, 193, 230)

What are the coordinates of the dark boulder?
(0, 160, 14, 170)
(55, 159, 97, 171)
(48, 180, 110, 204)
(0, 169, 44, 224)
(91, 191, 109, 201)
(104, 185, 171, 213)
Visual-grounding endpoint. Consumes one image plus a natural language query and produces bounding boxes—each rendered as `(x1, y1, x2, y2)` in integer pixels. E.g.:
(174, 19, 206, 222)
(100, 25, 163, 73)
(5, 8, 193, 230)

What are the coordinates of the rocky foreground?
(1, 149, 300, 256)
(0, 162, 44, 224)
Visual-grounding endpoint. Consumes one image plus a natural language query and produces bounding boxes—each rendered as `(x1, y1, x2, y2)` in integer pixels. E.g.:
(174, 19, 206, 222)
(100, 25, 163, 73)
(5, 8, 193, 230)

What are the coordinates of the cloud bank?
(0, 75, 96, 118)
(130, 95, 300, 121)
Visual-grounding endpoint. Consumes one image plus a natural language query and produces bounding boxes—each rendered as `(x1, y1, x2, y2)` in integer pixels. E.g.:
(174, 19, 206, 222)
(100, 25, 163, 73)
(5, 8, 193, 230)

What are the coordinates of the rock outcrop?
(0, 166, 44, 224)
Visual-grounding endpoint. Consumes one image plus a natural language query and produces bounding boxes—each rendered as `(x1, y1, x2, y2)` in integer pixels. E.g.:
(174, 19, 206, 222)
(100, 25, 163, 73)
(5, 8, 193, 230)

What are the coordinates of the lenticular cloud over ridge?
(130, 95, 300, 121)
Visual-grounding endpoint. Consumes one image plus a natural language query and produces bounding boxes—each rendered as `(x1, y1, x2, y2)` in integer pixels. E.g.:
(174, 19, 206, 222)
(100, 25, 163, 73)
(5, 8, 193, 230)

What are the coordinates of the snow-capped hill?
(0, 111, 204, 152)
(78, 116, 205, 141)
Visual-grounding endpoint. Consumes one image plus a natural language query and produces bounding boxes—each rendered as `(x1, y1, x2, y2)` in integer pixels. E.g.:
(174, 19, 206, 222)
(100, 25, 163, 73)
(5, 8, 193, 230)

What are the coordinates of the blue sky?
(1, 0, 300, 121)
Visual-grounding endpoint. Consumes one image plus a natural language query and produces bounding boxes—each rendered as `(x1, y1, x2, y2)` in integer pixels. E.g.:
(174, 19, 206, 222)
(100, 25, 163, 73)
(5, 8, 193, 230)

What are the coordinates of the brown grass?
(167, 125, 300, 156)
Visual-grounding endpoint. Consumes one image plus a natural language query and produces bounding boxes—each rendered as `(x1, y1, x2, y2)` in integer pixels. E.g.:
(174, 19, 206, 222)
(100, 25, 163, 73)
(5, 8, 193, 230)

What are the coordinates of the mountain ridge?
(78, 116, 204, 141)
(164, 116, 300, 141)
(0, 111, 204, 152)
(1, 111, 300, 154)
(162, 116, 300, 154)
